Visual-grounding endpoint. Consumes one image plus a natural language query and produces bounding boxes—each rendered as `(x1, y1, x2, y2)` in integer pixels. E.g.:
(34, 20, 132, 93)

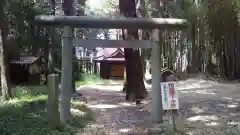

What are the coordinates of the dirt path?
(76, 79, 240, 135)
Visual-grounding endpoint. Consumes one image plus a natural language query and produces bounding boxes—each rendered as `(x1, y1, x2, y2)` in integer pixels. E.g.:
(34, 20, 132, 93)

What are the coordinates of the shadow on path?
(76, 79, 240, 135)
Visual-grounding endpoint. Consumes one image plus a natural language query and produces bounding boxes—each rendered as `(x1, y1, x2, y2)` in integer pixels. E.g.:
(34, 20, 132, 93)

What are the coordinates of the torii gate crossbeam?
(35, 16, 188, 29)
(73, 39, 152, 48)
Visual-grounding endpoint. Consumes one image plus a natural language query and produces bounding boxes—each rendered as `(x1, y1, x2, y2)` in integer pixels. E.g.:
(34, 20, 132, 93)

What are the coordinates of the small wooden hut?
(9, 56, 42, 85)
(93, 48, 125, 79)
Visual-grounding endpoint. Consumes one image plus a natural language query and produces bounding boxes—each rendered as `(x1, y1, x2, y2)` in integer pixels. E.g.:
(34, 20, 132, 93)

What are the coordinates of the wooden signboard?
(111, 64, 124, 77)
(161, 82, 179, 110)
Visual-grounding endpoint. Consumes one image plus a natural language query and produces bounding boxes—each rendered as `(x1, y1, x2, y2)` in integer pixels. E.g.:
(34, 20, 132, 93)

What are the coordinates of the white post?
(60, 26, 73, 124)
(151, 29, 163, 123)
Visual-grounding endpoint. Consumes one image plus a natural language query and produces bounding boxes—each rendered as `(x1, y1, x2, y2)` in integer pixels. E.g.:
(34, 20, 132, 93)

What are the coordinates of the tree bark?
(49, 0, 56, 75)
(0, 28, 12, 100)
(0, 2, 12, 100)
(43, 29, 49, 85)
(72, 0, 86, 93)
(119, 0, 147, 102)
(44, 0, 56, 85)
(137, 0, 150, 79)
(71, 1, 77, 94)
(72, 47, 76, 93)
(191, 21, 197, 73)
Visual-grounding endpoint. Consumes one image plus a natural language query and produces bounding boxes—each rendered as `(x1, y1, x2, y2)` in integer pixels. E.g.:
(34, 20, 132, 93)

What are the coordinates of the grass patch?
(0, 100, 93, 135)
(12, 86, 48, 100)
(76, 73, 102, 87)
(0, 86, 94, 135)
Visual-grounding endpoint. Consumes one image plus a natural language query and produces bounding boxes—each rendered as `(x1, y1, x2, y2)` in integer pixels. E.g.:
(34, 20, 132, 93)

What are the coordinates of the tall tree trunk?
(71, 0, 77, 94)
(119, 0, 147, 102)
(72, 47, 77, 93)
(136, 0, 150, 79)
(168, 32, 173, 69)
(199, 20, 205, 72)
(73, 0, 86, 94)
(44, 29, 49, 85)
(234, 25, 240, 78)
(191, 21, 197, 73)
(48, 0, 56, 74)
(0, 1, 12, 100)
(43, 0, 56, 85)
(0, 28, 12, 100)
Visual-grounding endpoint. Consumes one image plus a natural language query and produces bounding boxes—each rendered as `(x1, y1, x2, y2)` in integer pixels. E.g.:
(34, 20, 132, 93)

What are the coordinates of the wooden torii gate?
(35, 16, 188, 124)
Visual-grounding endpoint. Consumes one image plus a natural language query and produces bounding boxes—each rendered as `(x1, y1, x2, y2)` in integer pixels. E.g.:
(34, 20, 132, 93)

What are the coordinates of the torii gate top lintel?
(34, 15, 188, 30)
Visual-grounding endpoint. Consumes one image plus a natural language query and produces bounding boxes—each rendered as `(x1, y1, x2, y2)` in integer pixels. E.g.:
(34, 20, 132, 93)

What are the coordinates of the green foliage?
(0, 100, 93, 135)
(206, 0, 238, 38)
(2, 0, 60, 55)
(205, 0, 239, 77)
(76, 73, 102, 86)
(0, 86, 93, 135)
(165, 0, 240, 77)
(12, 86, 47, 100)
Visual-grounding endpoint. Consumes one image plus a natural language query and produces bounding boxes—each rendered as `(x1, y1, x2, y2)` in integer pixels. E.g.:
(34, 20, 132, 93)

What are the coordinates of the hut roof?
(93, 48, 124, 61)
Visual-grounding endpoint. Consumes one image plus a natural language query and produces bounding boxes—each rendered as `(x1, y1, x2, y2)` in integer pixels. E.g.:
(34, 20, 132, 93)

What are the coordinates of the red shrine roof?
(93, 48, 125, 62)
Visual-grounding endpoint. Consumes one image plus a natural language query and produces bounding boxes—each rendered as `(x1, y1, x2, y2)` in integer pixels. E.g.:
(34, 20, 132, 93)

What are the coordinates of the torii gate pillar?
(60, 26, 73, 123)
(151, 29, 163, 123)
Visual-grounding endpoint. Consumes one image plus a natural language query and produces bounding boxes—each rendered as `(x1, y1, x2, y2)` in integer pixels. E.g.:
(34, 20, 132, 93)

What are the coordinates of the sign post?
(161, 81, 179, 132)
(161, 82, 179, 111)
